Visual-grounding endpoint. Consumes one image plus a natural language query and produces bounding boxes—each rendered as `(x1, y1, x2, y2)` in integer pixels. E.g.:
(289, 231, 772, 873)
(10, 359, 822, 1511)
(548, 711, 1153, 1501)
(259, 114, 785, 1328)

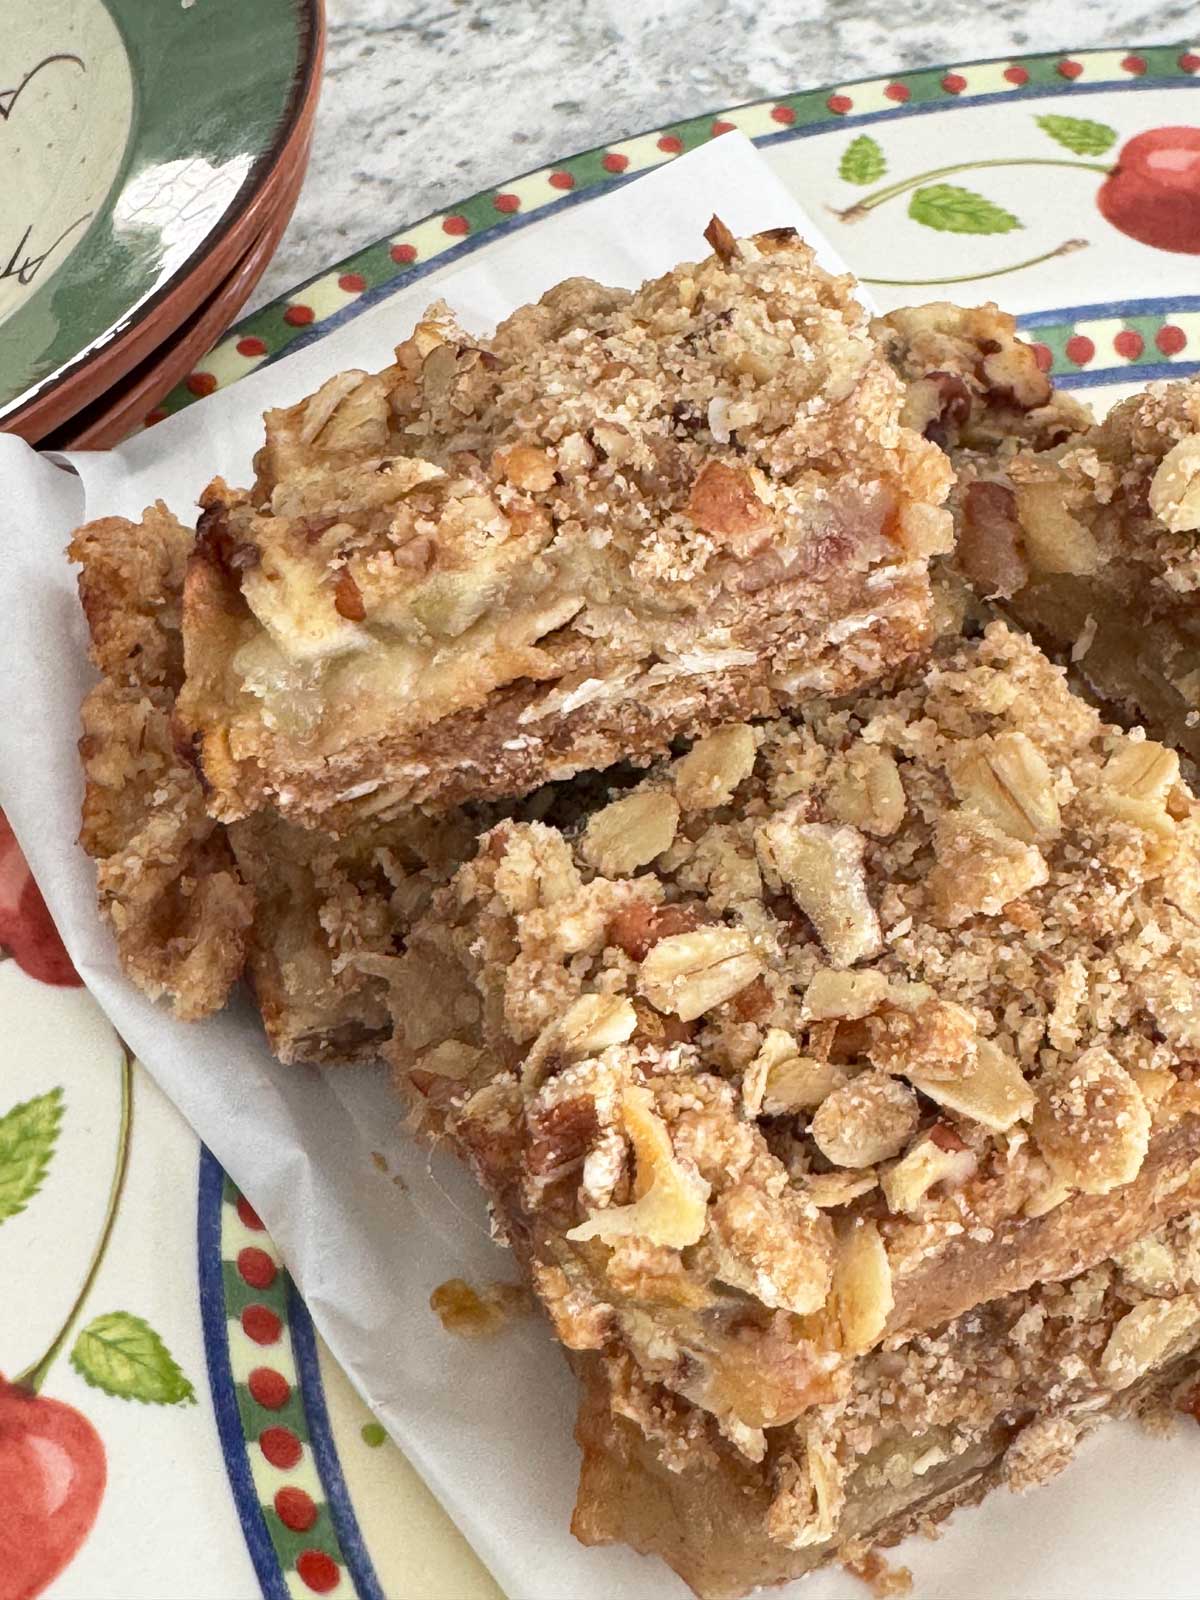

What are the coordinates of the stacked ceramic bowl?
(1, 0, 324, 450)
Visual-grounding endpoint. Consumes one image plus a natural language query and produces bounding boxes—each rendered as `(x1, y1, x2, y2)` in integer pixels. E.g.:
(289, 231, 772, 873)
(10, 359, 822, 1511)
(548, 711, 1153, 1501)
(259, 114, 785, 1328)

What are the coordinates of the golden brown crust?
(71, 507, 253, 1020)
(176, 231, 951, 826)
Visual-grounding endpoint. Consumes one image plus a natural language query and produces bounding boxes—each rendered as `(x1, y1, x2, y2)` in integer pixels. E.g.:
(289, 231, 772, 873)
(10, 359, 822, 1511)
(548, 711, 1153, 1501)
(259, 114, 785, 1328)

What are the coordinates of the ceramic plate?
(48, 132, 313, 452)
(4, 43, 1200, 1600)
(0, 0, 322, 440)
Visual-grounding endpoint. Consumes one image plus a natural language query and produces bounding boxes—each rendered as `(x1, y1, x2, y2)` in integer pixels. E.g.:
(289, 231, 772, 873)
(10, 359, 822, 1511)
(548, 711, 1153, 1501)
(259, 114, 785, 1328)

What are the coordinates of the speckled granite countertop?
(251, 0, 1191, 308)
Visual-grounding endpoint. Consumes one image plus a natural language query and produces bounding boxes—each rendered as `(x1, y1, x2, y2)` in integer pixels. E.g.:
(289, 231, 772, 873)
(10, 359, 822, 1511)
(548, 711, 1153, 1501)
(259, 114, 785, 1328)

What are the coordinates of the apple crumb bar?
(70, 505, 254, 1019)
(176, 224, 951, 828)
(572, 1216, 1200, 1598)
(952, 378, 1200, 768)
(71, 505, 454, 1053)
(381, 622, 1200, 1593)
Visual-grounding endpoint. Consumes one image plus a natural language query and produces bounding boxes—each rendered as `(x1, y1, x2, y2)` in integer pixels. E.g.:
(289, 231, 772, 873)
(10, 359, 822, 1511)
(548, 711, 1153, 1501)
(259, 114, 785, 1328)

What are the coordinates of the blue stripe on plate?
(197, 1146, 291, 1600)
(288, 1282, 387, 1600)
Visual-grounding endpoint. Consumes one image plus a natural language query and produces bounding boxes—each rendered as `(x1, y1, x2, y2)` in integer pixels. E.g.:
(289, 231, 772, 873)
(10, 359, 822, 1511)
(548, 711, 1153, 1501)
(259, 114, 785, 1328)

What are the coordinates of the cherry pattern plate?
(3, 42, 1200, 1600)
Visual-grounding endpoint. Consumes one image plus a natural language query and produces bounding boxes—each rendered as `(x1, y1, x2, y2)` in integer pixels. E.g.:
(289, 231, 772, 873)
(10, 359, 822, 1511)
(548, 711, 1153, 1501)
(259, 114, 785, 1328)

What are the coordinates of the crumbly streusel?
(70, 505, 253, 1019)
(71, 504, 453, 1052)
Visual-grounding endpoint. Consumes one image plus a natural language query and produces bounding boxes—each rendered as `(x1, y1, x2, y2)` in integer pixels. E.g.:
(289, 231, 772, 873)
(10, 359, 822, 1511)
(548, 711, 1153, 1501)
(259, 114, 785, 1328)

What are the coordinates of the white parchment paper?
(0, 136, 1194, 1600)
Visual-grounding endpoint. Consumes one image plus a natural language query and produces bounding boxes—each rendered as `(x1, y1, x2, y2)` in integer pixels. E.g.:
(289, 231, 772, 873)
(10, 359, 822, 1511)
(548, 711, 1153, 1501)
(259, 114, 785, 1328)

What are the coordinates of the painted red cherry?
(0, 812, 80, 987)
(1098, 126, 1200, 253)
(0, 1377, 106, 1599)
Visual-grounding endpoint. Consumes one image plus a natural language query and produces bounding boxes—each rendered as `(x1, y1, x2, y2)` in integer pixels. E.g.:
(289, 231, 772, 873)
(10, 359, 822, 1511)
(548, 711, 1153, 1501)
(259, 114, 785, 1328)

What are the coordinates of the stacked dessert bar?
(69, 227, 1200, 1595)
(383, 622, 1200, 1596)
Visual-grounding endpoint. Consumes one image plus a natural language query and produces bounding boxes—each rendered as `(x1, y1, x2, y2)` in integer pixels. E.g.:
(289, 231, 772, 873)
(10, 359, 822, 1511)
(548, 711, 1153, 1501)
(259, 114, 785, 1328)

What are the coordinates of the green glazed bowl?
(1, 0, 322, 441)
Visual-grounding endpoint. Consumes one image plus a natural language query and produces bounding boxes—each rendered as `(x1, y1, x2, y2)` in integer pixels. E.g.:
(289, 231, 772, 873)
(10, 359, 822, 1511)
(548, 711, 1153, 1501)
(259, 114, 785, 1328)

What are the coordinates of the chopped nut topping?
(333, 569, 367, 622)
(581, 790, 680, 877)
(957, 479, 1030, 599)
(1032, 1047, 1150, 1195)
(703, 213, 740, 263)
(686, 460, 773, 546)
(567, 1086, 710, 1248)
(607, 899, 706, 962)
(755, 815, 881, 968)
(979, 337, 1052, 410)
(638, 926, 762, 1021)
(673, 725, 757, 811)
(175, 225, 946, 828)
(810, 1071, 919, 1168)
(380, 621, 1200, 1522)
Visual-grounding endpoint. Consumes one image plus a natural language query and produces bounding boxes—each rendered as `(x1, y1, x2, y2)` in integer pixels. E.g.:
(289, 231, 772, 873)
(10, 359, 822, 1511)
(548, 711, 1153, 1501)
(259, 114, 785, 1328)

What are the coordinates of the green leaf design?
(839, 134, 886, 185)
(0, 1088, 63, 1224)
(71, 1312, 196, 1406)
(1036, 114, 1117, 156)
(908, 184, 1022, 235)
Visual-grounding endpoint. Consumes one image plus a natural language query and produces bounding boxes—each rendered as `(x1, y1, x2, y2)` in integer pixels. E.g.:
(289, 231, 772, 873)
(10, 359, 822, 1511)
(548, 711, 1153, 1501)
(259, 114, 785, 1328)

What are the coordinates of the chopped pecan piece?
(957, 480, 1029, 599)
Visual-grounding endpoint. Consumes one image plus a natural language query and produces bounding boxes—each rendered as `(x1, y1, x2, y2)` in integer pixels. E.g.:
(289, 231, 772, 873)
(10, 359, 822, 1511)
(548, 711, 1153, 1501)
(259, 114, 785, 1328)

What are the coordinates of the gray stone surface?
(251, 0, 1190, 308)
